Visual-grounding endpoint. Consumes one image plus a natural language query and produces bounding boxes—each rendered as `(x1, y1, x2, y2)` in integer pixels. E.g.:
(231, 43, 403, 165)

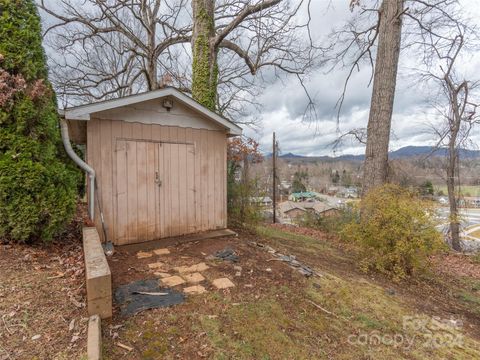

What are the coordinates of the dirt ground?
(0, 226, 88, 359)
(2, 221, 480, 359)
(102, 224, 480, 359)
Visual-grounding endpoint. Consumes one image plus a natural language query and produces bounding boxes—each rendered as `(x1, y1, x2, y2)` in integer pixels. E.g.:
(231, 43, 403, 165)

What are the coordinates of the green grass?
(435, 185, 480, 197)
(193, 275, 480, 359)
(468, 229, 480, 239)
(104, 226, 480, 359)
(256, 224, 342, 259)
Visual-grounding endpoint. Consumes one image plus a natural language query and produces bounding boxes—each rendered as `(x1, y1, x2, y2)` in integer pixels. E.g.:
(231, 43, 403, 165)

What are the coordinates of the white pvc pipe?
(60, 118, 95, 220)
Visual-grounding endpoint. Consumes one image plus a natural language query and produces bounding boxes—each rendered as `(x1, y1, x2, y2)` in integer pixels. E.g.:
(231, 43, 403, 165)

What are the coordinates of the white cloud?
(241, 0, 480, 156)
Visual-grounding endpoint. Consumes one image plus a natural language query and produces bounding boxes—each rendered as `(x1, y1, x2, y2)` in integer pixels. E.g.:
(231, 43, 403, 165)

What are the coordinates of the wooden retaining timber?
(83, 227, 112, 319)
(87, 315, 102, 360)
(119, 228, 237, 253)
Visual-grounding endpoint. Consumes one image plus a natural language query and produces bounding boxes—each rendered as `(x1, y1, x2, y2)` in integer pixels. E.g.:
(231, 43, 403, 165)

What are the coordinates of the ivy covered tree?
(0, 0, 79, 242)
(190, 0, 315, 112)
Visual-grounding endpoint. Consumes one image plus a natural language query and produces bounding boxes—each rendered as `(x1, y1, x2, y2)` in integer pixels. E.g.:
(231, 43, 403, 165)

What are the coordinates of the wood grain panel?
(178, 129, 187, 234)
(185, 128, 196, 232)
(126, 140, 138, 243)
(110, 120, 123, 242)
(214, 133, 223, 228)
(200, 130, 209, 231)
(99, 120, 113, 242)
(207, 130, 215, 229)
(136, 140, 148, 240)
(115, 139, 128, 244)
(192, 130, 201, 231)
(90, 118, 228, 245)
(146, 142, 156, 241)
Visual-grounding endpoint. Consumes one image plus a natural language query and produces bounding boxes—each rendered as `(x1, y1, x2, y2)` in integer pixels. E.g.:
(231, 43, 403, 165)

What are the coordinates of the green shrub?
(342, 184, 444, 280)
(227, 163, 262, 229)
(0, 0, 79, 242)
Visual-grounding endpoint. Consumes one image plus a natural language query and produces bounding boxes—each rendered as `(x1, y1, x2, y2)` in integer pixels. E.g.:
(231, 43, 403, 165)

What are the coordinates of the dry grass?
(0, 241, 88, 360)
(100, 225, 480, 359)
(2, 221, 480, 359)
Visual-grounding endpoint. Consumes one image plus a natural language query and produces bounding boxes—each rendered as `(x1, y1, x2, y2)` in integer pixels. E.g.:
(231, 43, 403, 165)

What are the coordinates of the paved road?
(436, 208, 480, 239)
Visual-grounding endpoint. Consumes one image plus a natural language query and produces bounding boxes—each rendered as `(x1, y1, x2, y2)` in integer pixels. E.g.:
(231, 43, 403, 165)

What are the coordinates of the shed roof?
(59, 87, 242, 136)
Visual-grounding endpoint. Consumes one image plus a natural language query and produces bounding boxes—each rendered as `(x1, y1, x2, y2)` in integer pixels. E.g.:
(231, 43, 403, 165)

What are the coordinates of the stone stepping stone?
(148, 262, 166, 270)
(154, 272, 171, 278)
(136, 251, 153, 259)
(161, 276, 186, 287)
(183, 285, 207, 295)
(153, 248, 170, 255)
(212, 278, 235, 289)
(183, 272, 205, 284)
(174, 262, 209, 274)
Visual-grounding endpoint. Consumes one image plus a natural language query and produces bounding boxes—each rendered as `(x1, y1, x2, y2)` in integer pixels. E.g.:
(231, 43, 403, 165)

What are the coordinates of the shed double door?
(115, 139, 196, 245)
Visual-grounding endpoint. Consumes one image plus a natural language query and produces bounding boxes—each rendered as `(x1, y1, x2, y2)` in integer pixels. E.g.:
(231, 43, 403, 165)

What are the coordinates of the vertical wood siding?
(87, 119, 227, 245)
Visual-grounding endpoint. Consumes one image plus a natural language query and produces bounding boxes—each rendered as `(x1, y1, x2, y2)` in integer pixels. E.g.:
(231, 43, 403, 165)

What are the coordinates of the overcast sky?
(242, 0, 480, 157)
(39, 0, 480, 157)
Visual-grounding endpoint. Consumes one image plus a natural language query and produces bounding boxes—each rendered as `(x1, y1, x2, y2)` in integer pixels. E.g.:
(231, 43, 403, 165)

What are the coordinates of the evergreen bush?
(0, 0, 79, 242)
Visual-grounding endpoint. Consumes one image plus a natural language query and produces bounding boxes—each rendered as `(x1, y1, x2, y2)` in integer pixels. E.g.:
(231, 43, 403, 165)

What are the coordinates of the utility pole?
(272, 132, 276, 223)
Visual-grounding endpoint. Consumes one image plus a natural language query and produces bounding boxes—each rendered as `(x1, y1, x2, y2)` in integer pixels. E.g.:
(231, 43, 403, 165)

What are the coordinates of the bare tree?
(325, 0, 465, 194)
(39, 0, 192, 105)
(51, 30, 146, 105)
(39, 0, 317, 116)
(422, 25, 479, 250)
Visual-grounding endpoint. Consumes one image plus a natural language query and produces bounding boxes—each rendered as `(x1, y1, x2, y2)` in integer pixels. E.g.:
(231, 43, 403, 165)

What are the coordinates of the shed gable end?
(94, 98, 224, 132)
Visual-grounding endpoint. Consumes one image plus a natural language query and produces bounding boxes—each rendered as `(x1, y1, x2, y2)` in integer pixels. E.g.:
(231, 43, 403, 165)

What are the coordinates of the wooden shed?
(61, 88, 242, 246)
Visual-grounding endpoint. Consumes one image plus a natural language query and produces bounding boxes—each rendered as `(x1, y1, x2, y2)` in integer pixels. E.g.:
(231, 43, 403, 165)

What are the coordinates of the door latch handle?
(155, 172, 162, 187)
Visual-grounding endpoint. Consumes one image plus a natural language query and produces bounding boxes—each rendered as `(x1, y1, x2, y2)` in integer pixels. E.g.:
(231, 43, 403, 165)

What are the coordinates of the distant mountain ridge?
(269, 146, 480, 161)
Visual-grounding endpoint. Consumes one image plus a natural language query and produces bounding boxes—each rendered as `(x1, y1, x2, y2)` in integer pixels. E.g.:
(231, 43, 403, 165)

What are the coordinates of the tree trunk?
(447, 123, 461, 250)
(191, 0, 218, 110)
(362, 0, 404, 194)
(146, 56, 158, 90)
(446, 99, 462, 251)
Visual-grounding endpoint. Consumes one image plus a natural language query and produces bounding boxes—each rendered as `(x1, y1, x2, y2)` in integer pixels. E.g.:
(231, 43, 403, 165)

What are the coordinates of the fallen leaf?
(69, 319, 75, 332)
(116, 342, 133, 352)
(71, 335, 80, 343)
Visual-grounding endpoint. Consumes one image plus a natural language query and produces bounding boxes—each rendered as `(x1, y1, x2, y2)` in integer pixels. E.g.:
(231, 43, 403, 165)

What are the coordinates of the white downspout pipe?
(60, 118, 95, 220)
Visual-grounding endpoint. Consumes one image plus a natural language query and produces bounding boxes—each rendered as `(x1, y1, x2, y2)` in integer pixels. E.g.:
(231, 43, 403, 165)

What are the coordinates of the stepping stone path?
(153, 248, 170, 255)
(212, 278, 235, 289)
(161, 276, 186, 287)
(183, 285, 207, 295)
(136, 251, 153, 259)
(133, 250, 235, 296)
(183, 272, 205, 284)
(154, 272, 171, 278)
(148, 262, 166, 270)
(174, 262, 210, 274)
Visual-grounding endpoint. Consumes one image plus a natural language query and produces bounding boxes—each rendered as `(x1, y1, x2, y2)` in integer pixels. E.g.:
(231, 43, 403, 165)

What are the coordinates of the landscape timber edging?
(87, 314, 102, 360)
(83, 226, 112, 319)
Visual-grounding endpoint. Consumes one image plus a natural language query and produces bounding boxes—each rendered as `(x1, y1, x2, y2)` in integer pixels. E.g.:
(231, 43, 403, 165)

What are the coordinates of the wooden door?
(115, 139, 158, 245)
(115, 139, 196, 245)
(158, 142, 196, 238)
